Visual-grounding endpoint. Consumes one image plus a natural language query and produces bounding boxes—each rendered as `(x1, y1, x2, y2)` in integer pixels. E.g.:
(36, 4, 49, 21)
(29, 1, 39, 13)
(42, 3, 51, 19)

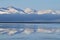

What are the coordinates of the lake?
(0, 23, 60, 40)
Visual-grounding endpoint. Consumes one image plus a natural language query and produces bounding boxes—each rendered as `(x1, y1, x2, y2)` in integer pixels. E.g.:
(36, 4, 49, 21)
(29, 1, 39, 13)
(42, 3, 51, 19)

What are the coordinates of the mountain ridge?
(0, 6, 60, 15)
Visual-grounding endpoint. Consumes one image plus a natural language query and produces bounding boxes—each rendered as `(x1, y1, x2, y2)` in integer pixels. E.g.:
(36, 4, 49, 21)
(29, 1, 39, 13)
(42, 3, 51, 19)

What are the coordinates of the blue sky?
(0, 0, 60, 10)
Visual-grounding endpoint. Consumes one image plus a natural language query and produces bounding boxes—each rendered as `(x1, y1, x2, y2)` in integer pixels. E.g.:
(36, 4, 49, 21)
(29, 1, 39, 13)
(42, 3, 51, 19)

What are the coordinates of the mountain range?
(0, 6, 60, 14)
(0, 6, 60, 22)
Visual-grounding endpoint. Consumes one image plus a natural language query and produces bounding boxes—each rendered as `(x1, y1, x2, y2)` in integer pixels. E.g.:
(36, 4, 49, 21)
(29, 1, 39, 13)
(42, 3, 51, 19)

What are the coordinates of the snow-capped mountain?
(24, 8, 37, 14)
(0, 6, 60, 22)
(0, 6, 60, 15)
(7, 6, 25, 14)
(0, 6, 24, 14)
(37, 10, 57, 14)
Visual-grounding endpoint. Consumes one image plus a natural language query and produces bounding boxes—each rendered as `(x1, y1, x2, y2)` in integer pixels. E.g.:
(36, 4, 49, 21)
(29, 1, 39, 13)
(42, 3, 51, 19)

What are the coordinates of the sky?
(0, 0, 60, 10)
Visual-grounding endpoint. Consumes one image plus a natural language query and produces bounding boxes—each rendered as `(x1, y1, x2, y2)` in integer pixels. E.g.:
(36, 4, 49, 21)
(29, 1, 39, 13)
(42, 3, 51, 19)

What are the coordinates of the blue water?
(0, 14, 60, 22)
(0, 23, 60, 40)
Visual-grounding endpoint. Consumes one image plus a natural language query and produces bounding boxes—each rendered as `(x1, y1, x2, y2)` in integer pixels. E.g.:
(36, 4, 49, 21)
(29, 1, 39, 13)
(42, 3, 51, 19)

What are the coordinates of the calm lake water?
(0, 23, 60, 40)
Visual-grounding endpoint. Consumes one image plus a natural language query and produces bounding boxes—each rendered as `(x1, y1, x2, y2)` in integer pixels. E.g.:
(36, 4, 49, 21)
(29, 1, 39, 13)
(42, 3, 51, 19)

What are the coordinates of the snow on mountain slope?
(37, 10, 57, 14)
(0, 6, 60, 15)
(7, 6, 19, 13)
(24, 8, 36, 14)
(0, 6, 24, 14)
